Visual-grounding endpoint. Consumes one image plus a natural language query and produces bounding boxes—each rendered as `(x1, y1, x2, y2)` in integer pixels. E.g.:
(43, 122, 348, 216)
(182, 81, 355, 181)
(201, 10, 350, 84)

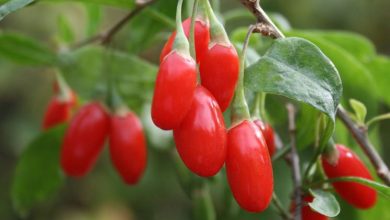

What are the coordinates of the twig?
(272, 193, 291, 220)
(238, 0, 284, 38)
(286, 103, 301, 220)
(72, 0, 155, 49)
(337, 106, 390, 186)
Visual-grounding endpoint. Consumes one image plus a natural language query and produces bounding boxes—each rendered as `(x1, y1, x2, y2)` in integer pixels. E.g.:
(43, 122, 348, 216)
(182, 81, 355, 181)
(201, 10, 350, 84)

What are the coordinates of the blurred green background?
(0, 0, 389, 219)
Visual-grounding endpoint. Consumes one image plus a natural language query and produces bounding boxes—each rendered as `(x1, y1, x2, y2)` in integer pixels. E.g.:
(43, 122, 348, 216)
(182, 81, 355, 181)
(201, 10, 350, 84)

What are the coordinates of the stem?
(231, 25, 257, 125)
(172, 0, 191, 57)
(272, 193, 291, 220)
(192, 183, 216, 220)
(189, 0, 199, 60)
(238, 0, 285, 38)
(201, 0, 230, 44)
(366, 113, 390, 127)
(337, 106, 390, 186)
(72, 0, 155, 49)
(286, 103, 302, 220)
(54, 70, 72, 101)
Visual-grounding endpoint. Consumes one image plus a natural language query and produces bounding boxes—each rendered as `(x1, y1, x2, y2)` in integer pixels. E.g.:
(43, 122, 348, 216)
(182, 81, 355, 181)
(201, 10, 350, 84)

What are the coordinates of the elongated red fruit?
(226, 120, 273, 212)
(173, 86, 226, 177)
(321, 144, 377, 209)
(152, 51, 197, 130)
(199, 44, 239, 112)
(42, 94, 75, 130)
(254, 120, 276, 156)
(109, 111, 147, 185)
(290, 196, 329, 220)
(160, 18, 210, 63)
(60, 102, 109, 177)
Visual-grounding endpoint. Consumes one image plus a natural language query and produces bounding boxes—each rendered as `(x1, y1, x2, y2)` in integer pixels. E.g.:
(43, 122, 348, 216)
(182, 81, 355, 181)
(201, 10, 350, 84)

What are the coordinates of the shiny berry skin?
(321, 144, 377, 209)
(254, 120, 276, 156)
(199, 44, 239, 112)
(290, 196, 329, 220)
(226, 120, 273, 212)
(160, 18, 210, 63)
(60, 102, 109, 177)
(173, 86, 226, 177)
(152, 51, 197, 130)
(109, 111, 147, 185)
(42, 90, 77, 130)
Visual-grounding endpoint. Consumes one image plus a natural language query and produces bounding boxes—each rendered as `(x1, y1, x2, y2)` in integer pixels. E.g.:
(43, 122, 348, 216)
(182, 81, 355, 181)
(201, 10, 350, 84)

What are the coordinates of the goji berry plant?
(1, 0, 390, 219)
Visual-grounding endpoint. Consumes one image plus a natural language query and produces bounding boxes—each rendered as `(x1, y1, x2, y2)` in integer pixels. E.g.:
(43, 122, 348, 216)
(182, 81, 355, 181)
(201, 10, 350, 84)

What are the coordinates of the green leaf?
(11, 125, 66, 215)
(57, 15, 74, 43)
(0, 32, 56, 65)
(349, 99, 367, 125)
(309, 189, 340, 217)
(0, 0, 33, 21)
(84, 3, 102, 37)
(327, 177, 390, 199)
(287, 30, 378, 116)
(245, 37, 342, 121)
(366, 56, 390, 106)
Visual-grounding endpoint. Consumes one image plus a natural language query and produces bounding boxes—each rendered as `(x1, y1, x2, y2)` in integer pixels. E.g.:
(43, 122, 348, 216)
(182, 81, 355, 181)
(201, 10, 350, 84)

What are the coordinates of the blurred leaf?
(0, 32, 56, 65)
(58, 46, 157, 108)
(287, 30, 378, 116)
(349, 99, 367, 125)
(309, 189, 340, 217)
(327, 176, 390, 199)
(84, 3, 102, 37)
(57, 15, 74, 43)
(311, 31, 376, 62)
(365, 55, 390, 106)
(192, 186, 216, 220)
(367, 113, 390, 128)
(0, 0, 33, 21)
(11, 125, 66, 215)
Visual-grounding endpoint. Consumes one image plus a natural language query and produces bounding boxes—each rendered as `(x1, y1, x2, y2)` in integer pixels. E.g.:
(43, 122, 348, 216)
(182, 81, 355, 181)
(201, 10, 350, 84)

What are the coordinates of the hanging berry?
(60, 102, 109, 177)
(109, 109, 147, 185)
(43, 74, 77, 129)
(173, 86, 226, 177)
(226, 120, 273, 212)
(151, 0, 197, 130)
(199, 0, 239, 112)
(160, 17, 210, 63)
(225, 25, 273, 212)
(321, 144, 377, 209)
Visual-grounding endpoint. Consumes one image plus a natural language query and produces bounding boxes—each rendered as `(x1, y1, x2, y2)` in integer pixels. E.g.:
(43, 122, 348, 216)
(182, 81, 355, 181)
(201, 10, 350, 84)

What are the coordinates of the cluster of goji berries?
(43, 77, 147, 185)
(152, 0, 276, 213)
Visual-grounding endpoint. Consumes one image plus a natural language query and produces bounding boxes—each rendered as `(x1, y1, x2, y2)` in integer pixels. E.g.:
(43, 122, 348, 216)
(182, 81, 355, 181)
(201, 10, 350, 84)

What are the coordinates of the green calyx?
(173, 0, 191, 57)
(201, 0, 230, 45)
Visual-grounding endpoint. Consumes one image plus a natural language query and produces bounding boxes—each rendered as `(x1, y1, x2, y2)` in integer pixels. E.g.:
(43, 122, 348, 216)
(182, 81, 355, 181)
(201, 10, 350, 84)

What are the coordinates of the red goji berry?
(151, 51, 197, 130)
(60, 102, 109, 177)
(42, 90, 77, 130)
(173, 86, 226, 177)
(254, 120, 276, 157)
(199, 44, 239, 112)
(321, 144, 377, 209)
(109, 110, 147, 185)
(226, 120, 273, 212)
(160, 18, 210, 63)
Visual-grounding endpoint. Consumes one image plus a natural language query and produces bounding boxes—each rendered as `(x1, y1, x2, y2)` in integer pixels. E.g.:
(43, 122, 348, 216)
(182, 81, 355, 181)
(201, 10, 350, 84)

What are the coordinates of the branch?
(286, 103, 301, 220)
(238, 0, 285, 38)
(72, 0, 155, 49)
(337, 106, 390, 186)
(272, 193, 292, 220)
